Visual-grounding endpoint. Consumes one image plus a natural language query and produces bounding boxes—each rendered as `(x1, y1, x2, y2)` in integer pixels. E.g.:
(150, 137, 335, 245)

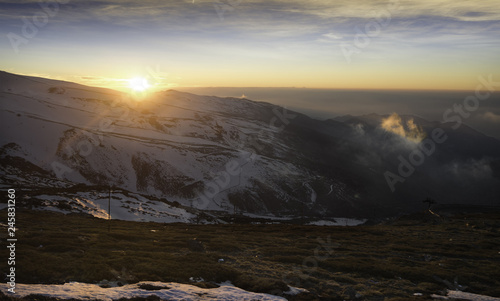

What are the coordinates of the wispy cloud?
(3, 0, 498, 36)
(381, 113, 426, 143)
(1, 0, 498, 89)
(482, 112, 500, 123)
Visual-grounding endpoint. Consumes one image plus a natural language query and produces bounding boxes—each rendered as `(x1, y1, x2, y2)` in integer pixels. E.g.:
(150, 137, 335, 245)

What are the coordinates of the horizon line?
(1, 70, 490, 94)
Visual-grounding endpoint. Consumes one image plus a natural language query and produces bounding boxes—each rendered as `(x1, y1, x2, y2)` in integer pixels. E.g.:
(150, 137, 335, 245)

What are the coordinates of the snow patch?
(432, 290, 500, 301)
(307, 218, 366, 226)
(31, 191, 196, 223)
(0, 281, 287, 301)
(284, 286, 308, 296)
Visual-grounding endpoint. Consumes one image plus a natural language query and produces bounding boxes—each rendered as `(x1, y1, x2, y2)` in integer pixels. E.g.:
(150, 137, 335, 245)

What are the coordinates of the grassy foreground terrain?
(1, 209, 499, 301)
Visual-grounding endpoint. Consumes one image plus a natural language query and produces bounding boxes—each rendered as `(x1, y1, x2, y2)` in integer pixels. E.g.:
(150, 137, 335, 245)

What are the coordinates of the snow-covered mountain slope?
(1, 71, 499, 218)
(0, 71, 360, 217)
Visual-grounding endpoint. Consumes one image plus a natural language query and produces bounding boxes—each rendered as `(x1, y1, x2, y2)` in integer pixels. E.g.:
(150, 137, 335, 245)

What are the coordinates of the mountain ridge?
(1, 71, 499, 220)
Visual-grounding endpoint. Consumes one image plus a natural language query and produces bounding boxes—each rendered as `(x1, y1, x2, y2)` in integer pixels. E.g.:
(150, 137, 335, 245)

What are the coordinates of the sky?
(0, 0, 499, 91)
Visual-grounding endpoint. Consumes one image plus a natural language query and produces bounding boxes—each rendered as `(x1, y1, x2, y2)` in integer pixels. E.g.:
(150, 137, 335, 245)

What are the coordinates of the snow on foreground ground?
(0, 281, 290, 301)
(3, 283, 500, 301)
(431, 290, 500, 301)
(307, 218, 367, 226)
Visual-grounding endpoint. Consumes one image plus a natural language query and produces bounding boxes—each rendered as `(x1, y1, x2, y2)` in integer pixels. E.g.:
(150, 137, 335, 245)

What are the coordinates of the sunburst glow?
(128, 77, 150, 92)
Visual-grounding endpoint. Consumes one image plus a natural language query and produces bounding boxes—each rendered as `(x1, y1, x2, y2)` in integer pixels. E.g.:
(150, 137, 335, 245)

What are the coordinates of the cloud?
(75, 74, 177, 91)
(381, 113, 406, 137)
(381, 113, 426, 143)
(446, 158, 494, 180)
(1, 0, 498, 58)
(1, 0, 498, 91)
(352, 123, 365, 135)
(2, 0, 498, 37)
(482, 112, 500, 123)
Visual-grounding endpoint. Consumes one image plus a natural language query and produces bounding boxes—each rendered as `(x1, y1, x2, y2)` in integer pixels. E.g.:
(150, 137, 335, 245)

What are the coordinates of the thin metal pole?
(108, 185, 111, 232)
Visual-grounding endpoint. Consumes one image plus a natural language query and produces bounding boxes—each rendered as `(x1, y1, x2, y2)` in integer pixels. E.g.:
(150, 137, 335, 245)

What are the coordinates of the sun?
(128, 77, 150, 92)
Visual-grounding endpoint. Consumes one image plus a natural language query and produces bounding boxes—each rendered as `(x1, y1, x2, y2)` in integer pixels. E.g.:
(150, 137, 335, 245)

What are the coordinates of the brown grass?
(0, 209, 499, 300)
